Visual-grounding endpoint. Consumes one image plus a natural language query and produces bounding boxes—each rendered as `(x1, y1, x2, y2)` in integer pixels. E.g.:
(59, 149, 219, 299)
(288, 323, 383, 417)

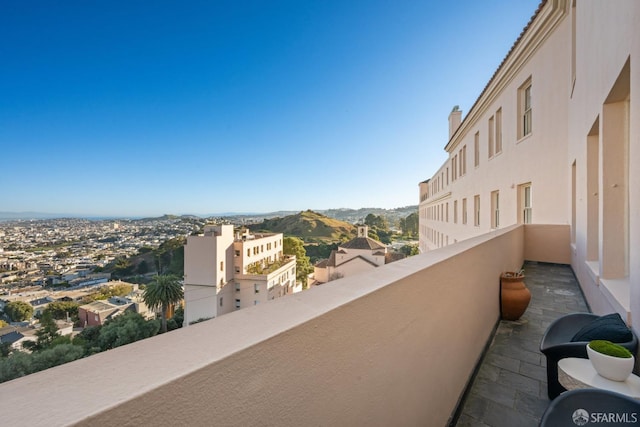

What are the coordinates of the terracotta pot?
(500, 272, 531, 321)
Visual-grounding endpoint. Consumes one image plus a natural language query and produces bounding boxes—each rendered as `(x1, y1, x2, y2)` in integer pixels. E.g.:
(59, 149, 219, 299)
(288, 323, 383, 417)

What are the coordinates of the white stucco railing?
(0, 224, 570, 427)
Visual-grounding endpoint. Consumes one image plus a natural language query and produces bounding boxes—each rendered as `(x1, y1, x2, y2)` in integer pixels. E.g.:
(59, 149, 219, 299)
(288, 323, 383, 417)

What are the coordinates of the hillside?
(319, 206, 417, 224)
(248, 210, 356, 243)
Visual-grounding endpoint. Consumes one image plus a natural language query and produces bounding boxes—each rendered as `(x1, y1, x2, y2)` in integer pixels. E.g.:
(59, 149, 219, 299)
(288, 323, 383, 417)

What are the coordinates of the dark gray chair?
(540, 313, 637, 399)
(539, 389, 640, 426)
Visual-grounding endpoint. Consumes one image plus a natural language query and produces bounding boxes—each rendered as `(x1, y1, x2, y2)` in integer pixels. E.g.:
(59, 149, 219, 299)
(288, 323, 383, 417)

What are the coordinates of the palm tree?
(142, 274, 184, 333)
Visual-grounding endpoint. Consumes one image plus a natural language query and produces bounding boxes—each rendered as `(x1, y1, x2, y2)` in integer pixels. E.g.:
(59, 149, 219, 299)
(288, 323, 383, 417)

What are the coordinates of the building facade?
(419, 0, 639, 330)
(183, 225, 298, 326)
(313, 225, 391, 284)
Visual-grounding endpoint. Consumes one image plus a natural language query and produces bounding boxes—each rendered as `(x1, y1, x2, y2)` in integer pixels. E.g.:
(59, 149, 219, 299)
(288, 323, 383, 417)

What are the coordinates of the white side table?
(558, 357, 640, 399)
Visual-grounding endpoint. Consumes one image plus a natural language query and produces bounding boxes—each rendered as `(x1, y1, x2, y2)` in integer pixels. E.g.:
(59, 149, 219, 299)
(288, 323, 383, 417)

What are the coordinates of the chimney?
(449, 105, 462, 140)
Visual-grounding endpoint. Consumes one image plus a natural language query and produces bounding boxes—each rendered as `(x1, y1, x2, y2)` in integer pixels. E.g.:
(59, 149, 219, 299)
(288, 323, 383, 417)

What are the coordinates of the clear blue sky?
(1, 0, 541, 217)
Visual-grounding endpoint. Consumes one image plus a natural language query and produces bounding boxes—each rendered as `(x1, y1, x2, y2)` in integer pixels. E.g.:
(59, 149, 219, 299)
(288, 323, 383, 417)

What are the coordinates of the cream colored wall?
(335, 248, 385, 267)
(523, 224, 571, 264)
(234, 259, 296, 308)
(334, 256, 378, 280)
(235, 233, 284, 272)
(567, 0, 638, 328)
(420, 2, 571, 252)
(630, 2, 640, 333)
(183, 225, 234, 325)
(314, 265, 329, 283)
(0, 225, 527, 427)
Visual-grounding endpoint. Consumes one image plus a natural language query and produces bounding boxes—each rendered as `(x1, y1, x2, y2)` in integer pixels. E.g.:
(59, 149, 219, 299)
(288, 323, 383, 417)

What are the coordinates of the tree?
(97, 311, 159, 350)
(4, 301, 34, 322)
(283, 237, 313, 288)
(364, 214, 388, 231)
(74, 325, 102, 355)
(166, 305, 184, 331)
(113, 257, 134, 278)
(22, 312, 60, 352)
(399, 244, 420, 256)
(400, 212, 419, 238)
(136, 260, 149, 275)
(142, 275, 183, 333)
(43, 301, 79, 321)
(154, 237, 186, 275)
(30, 343, 84, 373)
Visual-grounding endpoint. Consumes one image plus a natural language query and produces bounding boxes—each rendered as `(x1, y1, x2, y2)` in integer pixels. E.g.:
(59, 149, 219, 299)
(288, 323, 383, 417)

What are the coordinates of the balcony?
(0, 224, 580, 426)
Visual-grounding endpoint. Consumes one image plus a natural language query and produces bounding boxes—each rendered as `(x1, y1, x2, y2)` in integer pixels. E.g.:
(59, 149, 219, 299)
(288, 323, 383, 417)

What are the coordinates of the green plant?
(588, 340, 633, 358)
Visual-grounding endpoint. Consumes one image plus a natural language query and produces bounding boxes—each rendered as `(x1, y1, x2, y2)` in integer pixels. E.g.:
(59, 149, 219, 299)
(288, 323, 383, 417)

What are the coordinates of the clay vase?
(500, 272, 531, 321)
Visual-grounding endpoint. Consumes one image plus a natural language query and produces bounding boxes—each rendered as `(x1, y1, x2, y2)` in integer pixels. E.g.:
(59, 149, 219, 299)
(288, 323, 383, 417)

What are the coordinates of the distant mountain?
(0, 206, 418, 224)
(318, 206, 418, 224)
(248, 210, 356, 243)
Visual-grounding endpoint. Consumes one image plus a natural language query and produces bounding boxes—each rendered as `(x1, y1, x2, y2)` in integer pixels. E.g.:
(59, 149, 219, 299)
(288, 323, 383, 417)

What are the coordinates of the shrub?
(589, 340, 633, 358)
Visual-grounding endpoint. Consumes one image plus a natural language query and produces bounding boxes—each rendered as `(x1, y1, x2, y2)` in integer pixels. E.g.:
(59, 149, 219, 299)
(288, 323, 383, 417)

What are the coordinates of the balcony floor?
(455, 261, 589, 426)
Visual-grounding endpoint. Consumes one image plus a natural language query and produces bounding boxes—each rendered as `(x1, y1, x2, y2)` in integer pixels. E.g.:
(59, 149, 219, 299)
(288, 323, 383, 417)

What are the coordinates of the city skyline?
(2, 0, 540, 216)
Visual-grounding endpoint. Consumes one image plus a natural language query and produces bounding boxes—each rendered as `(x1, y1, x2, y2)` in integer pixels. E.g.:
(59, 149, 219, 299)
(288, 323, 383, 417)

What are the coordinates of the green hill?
(248, 210, 356, 243)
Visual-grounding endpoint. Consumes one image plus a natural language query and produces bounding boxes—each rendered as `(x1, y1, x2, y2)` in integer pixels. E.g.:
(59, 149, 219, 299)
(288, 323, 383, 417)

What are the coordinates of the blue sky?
(1, 0, 540, 217)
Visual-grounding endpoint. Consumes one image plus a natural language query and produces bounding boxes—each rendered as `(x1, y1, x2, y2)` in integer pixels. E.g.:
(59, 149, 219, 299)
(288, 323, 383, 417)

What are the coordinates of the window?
(254, 283, 259, 294)
(452, 155, 457, 181)
(495, 108, 502, 153)
(462, 198, 467, 224)
(518, 78, 532, 138)
(234, 250, 240, 257)
(247, 249, 250, 257)
(488, 116, 495, 158)
(474, 132, 480, 167)
(491, 191, 500, 229)
(461, 145, 467, 175)
(474, 195, 480, 226)
(453, 200, 458, 224)
(446, 203, 449, 222)
(519, 183, 532, 224)
(220, 261, 224, 271)
(235, 299, 241, 309)
(235, 283, 240, 291)
(219, 297, 223, 307)
(235, 266, 240, 273)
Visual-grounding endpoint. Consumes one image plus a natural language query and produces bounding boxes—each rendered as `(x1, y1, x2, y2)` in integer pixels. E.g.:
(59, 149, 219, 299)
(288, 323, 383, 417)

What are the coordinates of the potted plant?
(587, 340, 635, 381)
(500, 269, 531, 321)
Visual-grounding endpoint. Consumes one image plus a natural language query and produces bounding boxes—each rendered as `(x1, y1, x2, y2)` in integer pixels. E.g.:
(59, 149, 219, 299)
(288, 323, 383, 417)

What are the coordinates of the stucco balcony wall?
(0, 224, 572, 427)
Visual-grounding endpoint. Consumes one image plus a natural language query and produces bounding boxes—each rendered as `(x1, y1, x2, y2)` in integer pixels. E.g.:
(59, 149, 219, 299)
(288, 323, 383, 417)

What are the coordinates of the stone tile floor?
(454, 261, 590, 426)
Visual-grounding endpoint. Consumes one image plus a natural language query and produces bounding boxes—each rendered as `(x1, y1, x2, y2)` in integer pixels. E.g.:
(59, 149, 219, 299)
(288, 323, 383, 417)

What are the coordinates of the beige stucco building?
(183, 225, 298, 325)
(313, 225, 393, 284)
(419, 0, 639, 330)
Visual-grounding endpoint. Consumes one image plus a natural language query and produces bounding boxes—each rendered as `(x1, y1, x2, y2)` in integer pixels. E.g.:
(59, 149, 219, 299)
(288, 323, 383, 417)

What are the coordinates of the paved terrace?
(455, 261, 589, 426)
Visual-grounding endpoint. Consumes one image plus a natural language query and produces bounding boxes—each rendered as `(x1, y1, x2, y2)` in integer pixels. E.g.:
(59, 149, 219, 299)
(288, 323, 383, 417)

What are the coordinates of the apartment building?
(419, 0, 639, 330)
(183, 225, 298, 325)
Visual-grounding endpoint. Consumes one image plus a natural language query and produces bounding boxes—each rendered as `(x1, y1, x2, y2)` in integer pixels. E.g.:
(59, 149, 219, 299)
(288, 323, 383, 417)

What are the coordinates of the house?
(29, 296, 54, 316)
(313, 225, 396, 284)
(77, 300, 134, 328)
(0, 326, 36, 350)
